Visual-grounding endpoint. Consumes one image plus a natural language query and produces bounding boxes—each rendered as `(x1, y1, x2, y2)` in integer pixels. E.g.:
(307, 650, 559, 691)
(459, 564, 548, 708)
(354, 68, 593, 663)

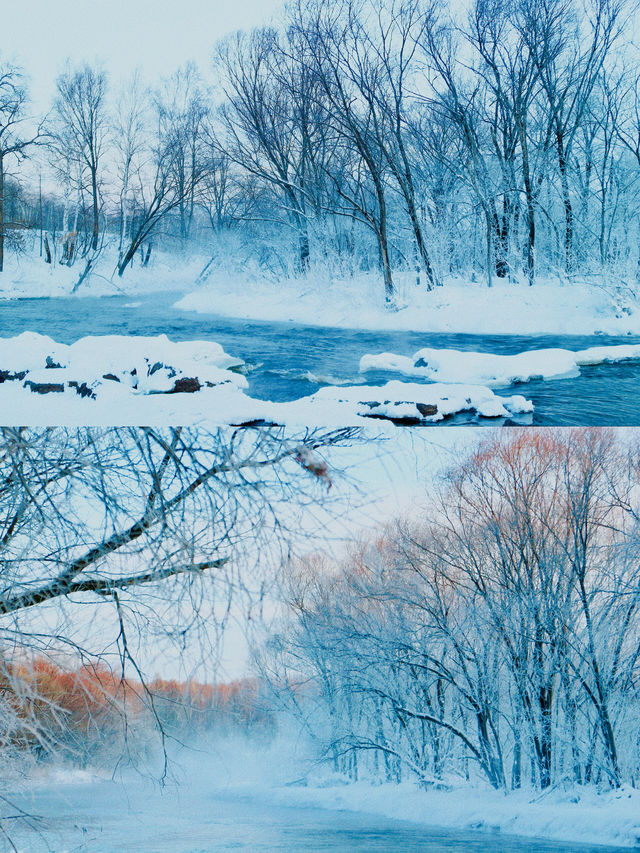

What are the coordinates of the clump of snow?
(298, 380, 533, 424)
(0, 332, 250, 424)
(360, 342, 640, 387)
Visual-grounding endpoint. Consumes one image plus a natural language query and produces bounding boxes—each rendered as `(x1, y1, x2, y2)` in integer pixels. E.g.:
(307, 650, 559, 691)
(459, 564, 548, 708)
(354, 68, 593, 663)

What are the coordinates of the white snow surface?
(360, 343, 640, 387)
(2, 249, 640, 336)
(10, 738, 640, 850)
(0, 334, 533, 426)
(175, 270, 640, 336)
(277, 776, 640, 849)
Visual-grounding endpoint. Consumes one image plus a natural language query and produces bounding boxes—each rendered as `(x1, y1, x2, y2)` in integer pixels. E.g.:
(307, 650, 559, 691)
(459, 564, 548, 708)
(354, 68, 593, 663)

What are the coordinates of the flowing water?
(5, 774, 630, 853)
(2, 291, 639, 425)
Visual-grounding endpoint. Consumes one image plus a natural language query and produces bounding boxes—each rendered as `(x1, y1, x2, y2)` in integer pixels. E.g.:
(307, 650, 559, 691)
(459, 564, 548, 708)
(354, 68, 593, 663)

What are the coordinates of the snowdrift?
(360, 343, 640, 387)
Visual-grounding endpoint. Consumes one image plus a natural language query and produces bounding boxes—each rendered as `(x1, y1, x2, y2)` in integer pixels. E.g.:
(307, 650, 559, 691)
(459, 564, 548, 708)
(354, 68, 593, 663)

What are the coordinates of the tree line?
(264, 430, 640, 791)
(1, 0, 640, 303)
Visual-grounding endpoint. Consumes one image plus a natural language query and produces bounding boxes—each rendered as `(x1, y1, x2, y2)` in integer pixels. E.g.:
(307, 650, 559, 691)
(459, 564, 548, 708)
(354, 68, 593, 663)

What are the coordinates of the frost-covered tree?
(51, 65, 109, 255)
(267, 430, 640, 792)
(0, 62, 39, 273)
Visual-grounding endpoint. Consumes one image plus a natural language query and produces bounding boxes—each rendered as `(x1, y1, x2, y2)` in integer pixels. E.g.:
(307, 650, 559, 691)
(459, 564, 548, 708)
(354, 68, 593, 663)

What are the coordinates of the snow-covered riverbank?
(0, 333, 533, 426)
(275, 777, 640, 850)
(2, 251, 639, 338)
(176, 271, 640, 336)
(8, 744, 638, 851)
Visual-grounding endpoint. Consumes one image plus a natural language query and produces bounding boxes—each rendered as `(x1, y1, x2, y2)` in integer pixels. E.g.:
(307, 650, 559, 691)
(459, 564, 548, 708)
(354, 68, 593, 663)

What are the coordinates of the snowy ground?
(360, 343, 640, 386)
(1, 250, 639, 338)
(8, 331, 640, 425)
(0, 247, 207, 300)
(6, 738, 638, 851)
(0, 332, 534, 426)
(175, 270, 640, 336)
(278, 776, 640, 850)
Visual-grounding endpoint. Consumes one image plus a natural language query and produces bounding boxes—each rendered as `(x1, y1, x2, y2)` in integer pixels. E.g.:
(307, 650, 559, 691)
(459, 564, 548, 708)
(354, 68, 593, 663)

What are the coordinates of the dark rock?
(149, 361, 164, 376)
(360, 400, 438, 426)
(169, 377, 202, 394)
(416, 403, 438, 417)
(102, 373, 120, 382)
(362, 412, 425, 426)
(68, 381, 96, 399)
(231, 419, 282, 427)
(414, 357, 429, 368)
(0, 370, 27, 384)
(24, 381, 65, 394)
(45, 356, 63, 369)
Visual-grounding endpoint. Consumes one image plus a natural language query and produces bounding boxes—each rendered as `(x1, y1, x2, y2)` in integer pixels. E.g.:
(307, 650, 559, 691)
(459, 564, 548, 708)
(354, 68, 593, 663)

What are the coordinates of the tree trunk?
(375, 182, 395, 306)
(407, 200, 438, 290)
(556, 130, 574, 274)
(0, 154, 4, 273)
(379, 230, 395, 307)
(485, 209, 493, 289)
(494, 197, 510, 279)
(91, 166, 100, 252)
(118, 240, 139, 276)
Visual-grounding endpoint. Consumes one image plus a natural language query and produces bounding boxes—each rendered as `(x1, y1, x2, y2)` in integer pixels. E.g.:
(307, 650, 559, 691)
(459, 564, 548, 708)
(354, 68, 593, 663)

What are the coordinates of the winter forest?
(268, 431, 640, 794)
(2, 0, 640, 305)
(4, 427, 640, 851)
(5, 0, 640, 849)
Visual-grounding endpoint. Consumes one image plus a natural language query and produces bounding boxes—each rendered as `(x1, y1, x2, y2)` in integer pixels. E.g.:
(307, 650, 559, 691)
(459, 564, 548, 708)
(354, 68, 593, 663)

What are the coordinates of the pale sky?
(2, 0, 285, 114)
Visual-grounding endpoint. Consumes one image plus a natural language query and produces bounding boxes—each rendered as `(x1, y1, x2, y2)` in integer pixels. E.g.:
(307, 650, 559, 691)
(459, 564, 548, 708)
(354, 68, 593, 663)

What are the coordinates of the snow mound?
(292, 380, 533, 425)
(0, 332, 247, 406)
(0, 334, 534, 426)
(360, 343, 640, 387)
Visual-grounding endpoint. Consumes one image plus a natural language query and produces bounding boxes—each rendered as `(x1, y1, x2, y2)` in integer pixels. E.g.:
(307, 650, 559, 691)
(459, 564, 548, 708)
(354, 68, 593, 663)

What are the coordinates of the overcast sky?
(3, 0, 284, 113)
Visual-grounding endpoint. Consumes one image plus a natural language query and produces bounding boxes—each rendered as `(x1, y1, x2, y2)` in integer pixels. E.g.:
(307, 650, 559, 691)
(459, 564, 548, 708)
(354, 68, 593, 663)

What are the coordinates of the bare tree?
(0, 427, 355, 753)
(0, 63, 39, 273)
(114, 71, 147, 267)
(155, 63, 211, 246)
(52, 65, 108, 255)
(270, 430, 640, 793)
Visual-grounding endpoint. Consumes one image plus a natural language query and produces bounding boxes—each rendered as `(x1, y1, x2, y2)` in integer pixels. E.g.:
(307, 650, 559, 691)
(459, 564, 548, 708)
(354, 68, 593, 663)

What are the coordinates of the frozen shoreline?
(11, 758, 638, 851)
(274, 778, 640, 849)
(7, 330, 640, 426)
(360, 343, 640, 387)
(0, 332, 533, 426)
(175, 271, 640, 337)
(1, 251, 639, 338)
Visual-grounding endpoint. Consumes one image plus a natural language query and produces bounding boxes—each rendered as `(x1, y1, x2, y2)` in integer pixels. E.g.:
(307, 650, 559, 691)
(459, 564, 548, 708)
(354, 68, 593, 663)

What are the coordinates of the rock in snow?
(0, 333, 534, 426)
(0, 332, 248, 399)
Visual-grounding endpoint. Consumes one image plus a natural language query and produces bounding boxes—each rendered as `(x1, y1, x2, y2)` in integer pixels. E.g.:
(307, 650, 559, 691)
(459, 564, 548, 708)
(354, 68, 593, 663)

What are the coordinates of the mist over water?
(5, 733, 631, 853)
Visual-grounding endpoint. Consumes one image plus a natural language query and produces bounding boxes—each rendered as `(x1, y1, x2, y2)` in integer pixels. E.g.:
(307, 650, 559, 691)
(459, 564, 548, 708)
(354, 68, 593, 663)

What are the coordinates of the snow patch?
(175, 272, 640, 336)
(360, 343, 640, 387)
(275, 779, 640, 849)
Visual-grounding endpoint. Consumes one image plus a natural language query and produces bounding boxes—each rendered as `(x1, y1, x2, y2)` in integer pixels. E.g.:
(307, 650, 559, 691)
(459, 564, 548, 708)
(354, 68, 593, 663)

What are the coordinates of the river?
(1, 292, 639, 425)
